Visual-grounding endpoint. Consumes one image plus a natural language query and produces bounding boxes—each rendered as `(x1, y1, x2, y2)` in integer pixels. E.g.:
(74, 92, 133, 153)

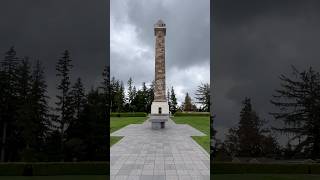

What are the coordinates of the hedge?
(3, 161, 320, 176)
(0, 162, 108, 176)
(211, 162, 320, 174)
(0, 163, 25, 176)
(110, 112, 147, 117)
(174, 112, 210, 117)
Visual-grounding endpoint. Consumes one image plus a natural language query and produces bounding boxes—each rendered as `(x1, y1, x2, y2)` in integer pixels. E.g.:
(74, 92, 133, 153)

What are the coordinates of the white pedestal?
(151, 101, 169, 115)
(150, 101, 169, 129)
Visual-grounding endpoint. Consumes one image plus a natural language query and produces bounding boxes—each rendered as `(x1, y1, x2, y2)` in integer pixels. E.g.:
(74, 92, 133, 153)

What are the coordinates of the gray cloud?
(0, 0, 108, 107)
(214, 0, 320, 143)
(111, 0, 210, 105)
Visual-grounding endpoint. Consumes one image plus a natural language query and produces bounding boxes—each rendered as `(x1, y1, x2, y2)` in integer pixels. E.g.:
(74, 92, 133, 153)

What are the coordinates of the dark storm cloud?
(214, 0, 320, 142)
(126, 0, 210, 69)
(0, 0, 107, 107)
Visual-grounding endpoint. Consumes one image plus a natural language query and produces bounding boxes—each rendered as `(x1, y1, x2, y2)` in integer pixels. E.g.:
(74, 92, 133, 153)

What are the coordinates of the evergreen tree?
(109, 78, 125, 112)
(127, 77, 134, 105)
(195, 83, 210, 112)
(15, 57, 33, 161)
(271, 66, 320, 159)
(0, 47, 20, 162)
(76, 88, 107, 161)
(101, 65, 110, 119)
(65, 78, 86, 161)
(131, 82, 148, 112)
(224, 127, 239, 157)
(100, 66, 109, 114)
(70, 78, 86, 120)
(114, 81, 125, 112)
(170, 86, 178, 114)
(101, 66, 109, 96)
(131, 86, 137, 111)
(132, 89, 147, 112)
(192, 104, 198, 112)
(237, 98, 264, 156)
(29, 60, 49, 160)
(109, 77, 117, 112)
(55, 50, 74, 160)
(183, 93, 192, 112)
(146, 81, 154, 113)
(167, 88, 171, 113)
(225, 98, 278, 157)
(120, 82, 125, 111)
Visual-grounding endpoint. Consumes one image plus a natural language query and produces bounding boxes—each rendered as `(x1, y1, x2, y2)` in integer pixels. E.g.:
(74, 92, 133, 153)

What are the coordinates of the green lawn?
(0, 176, 108, 180)
(110, 117, 147, 146)
(171, 116, 210, 153)
(212, 174, 320, 180)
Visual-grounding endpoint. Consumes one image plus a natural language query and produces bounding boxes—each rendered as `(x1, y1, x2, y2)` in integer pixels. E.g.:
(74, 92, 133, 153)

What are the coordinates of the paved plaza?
(110, 119, 210, 180)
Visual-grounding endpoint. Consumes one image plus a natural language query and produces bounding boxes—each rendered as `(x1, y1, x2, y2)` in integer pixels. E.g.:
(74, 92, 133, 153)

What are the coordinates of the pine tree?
(195, 83, 210, 112)
(15, 57, 33, 161)
(29, 60, 49, 159)
(65, 78, 86, 161)
(141, 82, 148, 112)
(55, 50, 74, 160)
(0, 47, 20, 162)
(127, 77, 134, 105)
(101, 66, 109, 96)
(131, 86, 137, 111)
(167, 88, 171, 113)
(102, 65, 110, 119)
(184, 93, 192, 112)
(237, 98, 264, 157)
(225, 98, 278, 157)
(109, 78, 125, 112)
(170, 86, 178, 114)
(132, 83, 148, 113)
(70, 78, 86, 120)
(110, 77, 116, 112)
(146, 81, 154, 113)
(101, 66, 109, 112)
(78, 88, 108, 160)
(271, 66, 320, 158)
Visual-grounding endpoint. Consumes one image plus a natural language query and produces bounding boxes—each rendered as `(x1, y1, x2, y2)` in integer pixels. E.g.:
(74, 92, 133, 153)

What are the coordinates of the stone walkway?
(110, 118, 210, 180)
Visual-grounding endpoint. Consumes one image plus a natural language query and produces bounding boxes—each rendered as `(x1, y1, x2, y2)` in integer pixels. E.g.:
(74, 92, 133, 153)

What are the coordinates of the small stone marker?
(149, 19, 169, 129)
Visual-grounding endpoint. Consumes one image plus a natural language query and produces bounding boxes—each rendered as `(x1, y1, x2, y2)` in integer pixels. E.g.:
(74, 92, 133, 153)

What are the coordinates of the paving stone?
(110, 119, 209, 179)
(140, 175, 154, 180)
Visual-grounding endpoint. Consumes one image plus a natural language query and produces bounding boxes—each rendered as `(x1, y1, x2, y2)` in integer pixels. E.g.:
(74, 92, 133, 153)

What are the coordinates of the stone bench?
(149, 114, 169, 129)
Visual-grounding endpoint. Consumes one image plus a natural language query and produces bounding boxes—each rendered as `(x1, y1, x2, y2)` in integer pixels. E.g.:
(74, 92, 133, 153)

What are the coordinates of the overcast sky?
(110, 0, 210, 105)
(214, 0, 320, 143)
(0, 0, 107, 108)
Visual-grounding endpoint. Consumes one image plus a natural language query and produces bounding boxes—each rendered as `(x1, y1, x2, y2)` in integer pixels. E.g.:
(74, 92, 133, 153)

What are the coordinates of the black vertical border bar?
(106, 0, 111, 177)
(210, 0, 215, 176)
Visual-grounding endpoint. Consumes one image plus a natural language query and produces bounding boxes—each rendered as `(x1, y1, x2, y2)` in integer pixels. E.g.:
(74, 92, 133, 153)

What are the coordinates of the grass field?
(212, 174, 320, 180)
(110, 117, 147, 146)
(171, 116, 210, 153)
(0, 176, 108, 180)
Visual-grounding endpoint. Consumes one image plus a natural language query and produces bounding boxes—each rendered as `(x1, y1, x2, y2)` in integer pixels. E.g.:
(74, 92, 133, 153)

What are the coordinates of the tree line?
(0, 47, 108, 162)
(110, 77, 210, 114)
(213, 66, 320, 160)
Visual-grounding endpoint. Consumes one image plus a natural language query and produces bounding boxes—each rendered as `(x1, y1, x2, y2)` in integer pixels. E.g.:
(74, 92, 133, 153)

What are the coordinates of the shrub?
(32, 162, 108, 175)
(174, 112, 210, 117)
(110, 112, 147, 117)
(0, 162, 108, 176)
(211, 162, 319, 174)
(0, 163, 25, 176)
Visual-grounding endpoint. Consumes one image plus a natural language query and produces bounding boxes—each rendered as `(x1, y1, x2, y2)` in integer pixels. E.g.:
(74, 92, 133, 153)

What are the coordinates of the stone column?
(154, 20, 166, 102)
(150, 20, 169, 129)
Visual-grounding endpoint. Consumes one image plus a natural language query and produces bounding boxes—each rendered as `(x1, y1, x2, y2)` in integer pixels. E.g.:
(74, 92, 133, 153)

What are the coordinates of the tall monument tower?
(150, 19, 169, 129)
